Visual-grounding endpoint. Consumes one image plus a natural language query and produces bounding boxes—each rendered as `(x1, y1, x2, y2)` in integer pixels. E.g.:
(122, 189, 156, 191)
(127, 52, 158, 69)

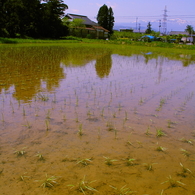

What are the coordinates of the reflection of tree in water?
(0, 46, 65, 101)
(95, 53, 112, 78)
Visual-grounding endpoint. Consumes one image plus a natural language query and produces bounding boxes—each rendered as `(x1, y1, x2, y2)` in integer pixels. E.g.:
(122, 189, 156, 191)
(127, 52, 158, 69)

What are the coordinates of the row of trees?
(0, 0, 68, 38)
(0, 1, 115, 39)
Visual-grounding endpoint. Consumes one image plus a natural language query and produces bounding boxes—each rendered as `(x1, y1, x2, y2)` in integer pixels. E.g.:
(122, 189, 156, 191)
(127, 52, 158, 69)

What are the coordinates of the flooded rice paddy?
(0, 44, 195, 195)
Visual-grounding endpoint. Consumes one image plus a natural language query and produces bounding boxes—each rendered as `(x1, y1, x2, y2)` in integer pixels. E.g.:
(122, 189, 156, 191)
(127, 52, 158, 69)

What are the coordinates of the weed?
(36, 174, 58, 188)
(110, 185, 136, 195)
(103, 156, 117, 166)
(161, 175, 185, 188)
(68, 175, 97, 194)
(167, 119, 176, 128)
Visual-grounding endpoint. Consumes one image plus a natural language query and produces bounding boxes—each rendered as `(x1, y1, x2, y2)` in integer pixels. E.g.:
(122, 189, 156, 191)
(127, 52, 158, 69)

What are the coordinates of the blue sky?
(63, 0, 195, 31)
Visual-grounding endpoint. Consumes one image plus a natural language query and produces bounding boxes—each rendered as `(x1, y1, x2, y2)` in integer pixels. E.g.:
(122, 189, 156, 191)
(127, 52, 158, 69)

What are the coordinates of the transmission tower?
(162, 6, 168, 35)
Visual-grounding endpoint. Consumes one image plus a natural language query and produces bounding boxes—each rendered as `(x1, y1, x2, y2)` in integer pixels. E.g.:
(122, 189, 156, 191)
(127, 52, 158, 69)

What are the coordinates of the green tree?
(145, 22, 152, 34)
(97, 4, 114, 35)
(185, 25, 194, 35)
(108, 7, 115, 35)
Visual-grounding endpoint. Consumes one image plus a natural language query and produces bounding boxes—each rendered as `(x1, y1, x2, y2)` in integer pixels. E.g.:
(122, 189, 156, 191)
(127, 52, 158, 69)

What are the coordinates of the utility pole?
(159, 20, 161, 33)
(136, 17, 138, 30)
(162, 6, 168, 35)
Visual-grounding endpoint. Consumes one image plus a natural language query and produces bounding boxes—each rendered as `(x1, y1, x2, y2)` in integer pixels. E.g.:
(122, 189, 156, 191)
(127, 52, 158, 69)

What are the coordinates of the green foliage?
(145, 22, 152, 34)
(185, 25, 194, 35)
(97, 4, 114, 35)
(1, 0, 68, 38)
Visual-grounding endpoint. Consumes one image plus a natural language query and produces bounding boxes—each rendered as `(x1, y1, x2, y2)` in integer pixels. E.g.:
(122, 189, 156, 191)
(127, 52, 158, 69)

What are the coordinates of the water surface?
(0, 44, 195, 195)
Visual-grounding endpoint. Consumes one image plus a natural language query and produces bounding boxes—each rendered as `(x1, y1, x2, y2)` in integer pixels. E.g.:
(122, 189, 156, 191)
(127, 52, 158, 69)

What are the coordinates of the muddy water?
(0, 45, 195, 195)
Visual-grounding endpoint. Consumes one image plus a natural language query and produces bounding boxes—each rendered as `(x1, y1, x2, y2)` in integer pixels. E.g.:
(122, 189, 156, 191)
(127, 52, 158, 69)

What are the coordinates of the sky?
(63, 0, 195, 31)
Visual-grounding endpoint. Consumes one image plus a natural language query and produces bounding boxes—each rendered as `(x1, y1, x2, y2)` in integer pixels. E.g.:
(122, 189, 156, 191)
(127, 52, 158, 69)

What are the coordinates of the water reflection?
(95, 53, 112, 78)
(0, 45, 195, 102)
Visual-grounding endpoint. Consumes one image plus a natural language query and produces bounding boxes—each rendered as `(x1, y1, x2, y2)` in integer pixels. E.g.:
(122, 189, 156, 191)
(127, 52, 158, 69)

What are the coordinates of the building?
(65, 14, 109, 39)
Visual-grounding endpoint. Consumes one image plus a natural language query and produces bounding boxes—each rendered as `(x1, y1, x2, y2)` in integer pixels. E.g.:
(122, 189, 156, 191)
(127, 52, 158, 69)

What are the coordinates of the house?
(65, 13, 109, 39)
(169, 31, 195, 44)
(169, 31, 189, 36)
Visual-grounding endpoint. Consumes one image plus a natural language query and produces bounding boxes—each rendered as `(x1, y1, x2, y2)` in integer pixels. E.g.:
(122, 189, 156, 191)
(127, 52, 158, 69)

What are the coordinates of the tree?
(185, 25, 194, 35)
(97, 4, 114, 36)
(108, 7, 115, 35)
(145, 22, 152, 34)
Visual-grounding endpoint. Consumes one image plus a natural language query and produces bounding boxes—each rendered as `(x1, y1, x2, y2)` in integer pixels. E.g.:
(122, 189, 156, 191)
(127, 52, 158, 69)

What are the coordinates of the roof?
(169, 31, 189, 35)
(66, 13, 98, 26)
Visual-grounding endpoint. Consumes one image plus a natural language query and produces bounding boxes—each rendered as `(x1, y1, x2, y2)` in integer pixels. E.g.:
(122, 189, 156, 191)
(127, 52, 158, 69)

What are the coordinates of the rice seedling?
(167, 119, 176, 128)
(109, 185, 136, 195)
(145, 126, 152, 136)
(35, 152, 45, 161)
(78, 124, 84, 136)
(156, 146, 167, 152)
(1, 113, 5, 122)
(177, 163, 192, 177)
(179, 137, 194, 145)
(14, 147, 26, 156)
(46, 109, 51, 119)
(124, 158, 137, 166)
(76, 158, 93, 166)
(23, 120, 31, 129)
(36, 174, 58, 188)
(20, 173, 30, 181)
(156, 128, 167, 137)
(67, 175, 97, 194)
(37, 93, 49, 102)
(143, 163, 157, 171)
(103, 156, 118, 166)
(161, 175, 185, 188)
(180, 148, 191, 157)
(124, 111, 128, 121)
(23, 107, 26, 116)
(106, 121, 114, 131)
(62, 114, 66, 121)
(45, 120, 50, 131)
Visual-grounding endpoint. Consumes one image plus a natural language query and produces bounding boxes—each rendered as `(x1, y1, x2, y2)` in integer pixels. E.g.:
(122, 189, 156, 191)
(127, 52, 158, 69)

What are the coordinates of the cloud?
(168, 18, 188, 25)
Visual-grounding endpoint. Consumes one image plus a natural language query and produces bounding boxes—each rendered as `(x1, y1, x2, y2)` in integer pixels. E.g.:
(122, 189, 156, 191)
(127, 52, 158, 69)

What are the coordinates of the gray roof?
(169, 31, 189, 35)
(66, 14, 98, 26)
